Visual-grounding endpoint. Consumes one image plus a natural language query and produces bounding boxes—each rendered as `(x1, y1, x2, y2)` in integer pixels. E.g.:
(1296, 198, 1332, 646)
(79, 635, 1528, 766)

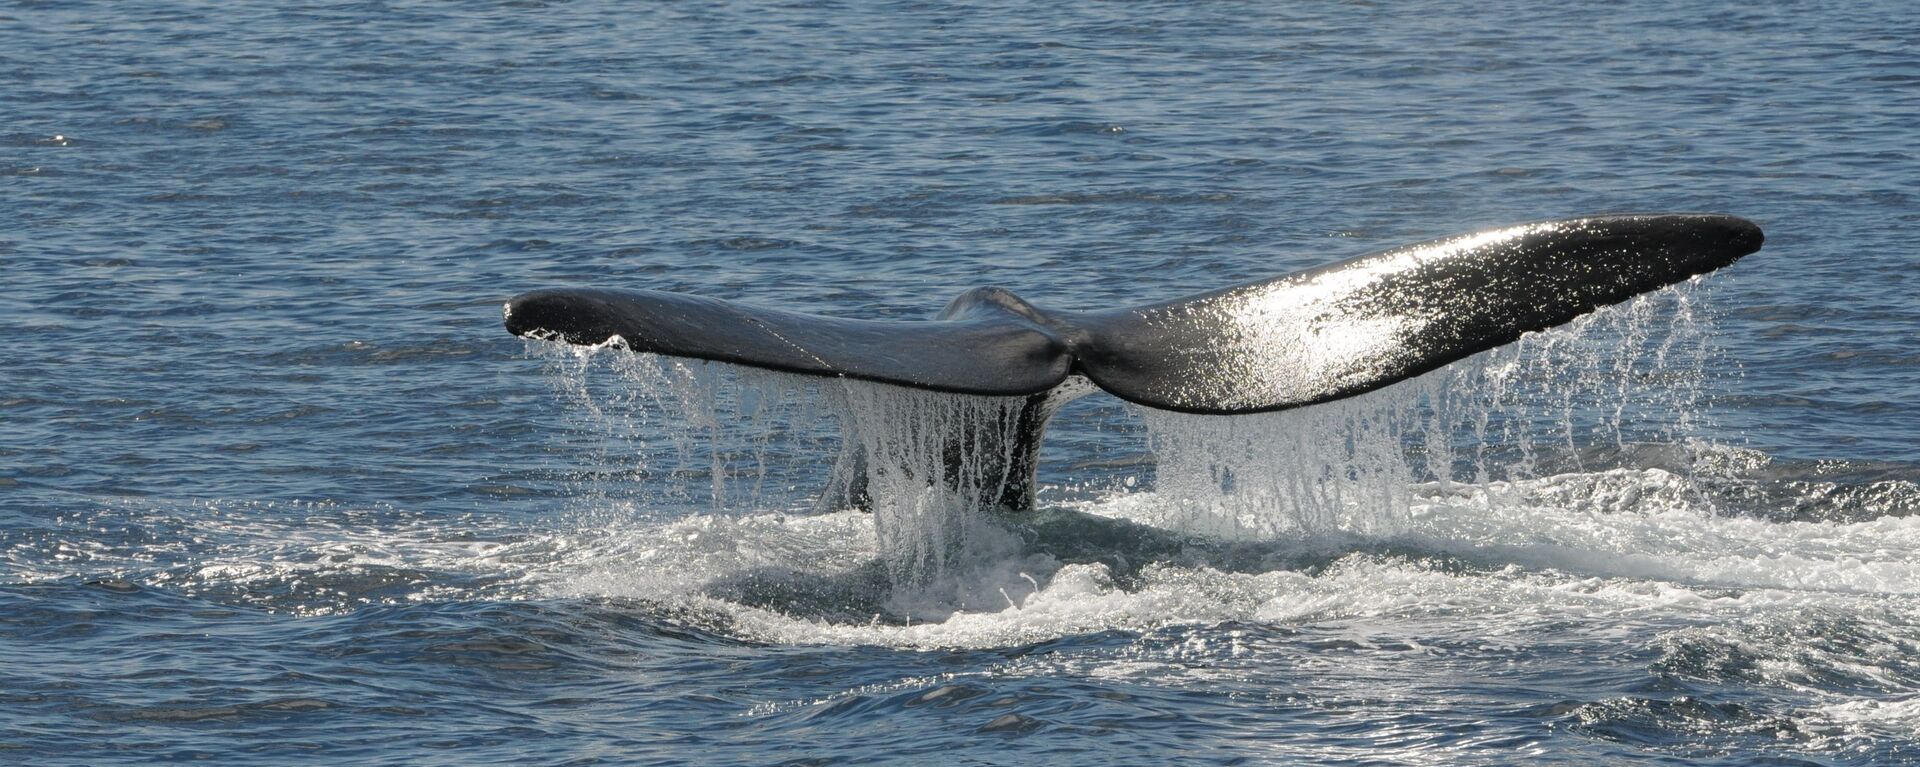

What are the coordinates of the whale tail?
(505, 213, 1763, 510)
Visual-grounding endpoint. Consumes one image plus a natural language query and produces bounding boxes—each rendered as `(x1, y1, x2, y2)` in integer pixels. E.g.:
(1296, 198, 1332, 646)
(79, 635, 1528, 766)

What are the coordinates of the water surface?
(5, 1, 1920, 764)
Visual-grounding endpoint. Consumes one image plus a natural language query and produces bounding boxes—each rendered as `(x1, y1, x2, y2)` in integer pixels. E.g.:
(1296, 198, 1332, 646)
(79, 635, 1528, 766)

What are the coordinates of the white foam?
(519, 464, 1920, 651)
(1813, 697, 1920, 737)
(1402, 469, 1920, 594)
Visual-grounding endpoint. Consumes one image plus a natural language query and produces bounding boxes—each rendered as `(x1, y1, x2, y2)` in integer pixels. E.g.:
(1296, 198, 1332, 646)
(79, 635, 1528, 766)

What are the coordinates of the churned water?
(5, 1, 1920, 765)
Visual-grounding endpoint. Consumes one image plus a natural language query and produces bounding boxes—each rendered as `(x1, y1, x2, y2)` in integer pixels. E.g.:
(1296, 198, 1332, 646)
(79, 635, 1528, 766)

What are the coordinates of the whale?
(505, 213, 1763, 511)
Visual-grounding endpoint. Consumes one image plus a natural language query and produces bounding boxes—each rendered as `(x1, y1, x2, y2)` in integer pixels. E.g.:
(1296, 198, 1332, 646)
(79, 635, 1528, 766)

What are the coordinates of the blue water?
(5, 1, 1920, 764)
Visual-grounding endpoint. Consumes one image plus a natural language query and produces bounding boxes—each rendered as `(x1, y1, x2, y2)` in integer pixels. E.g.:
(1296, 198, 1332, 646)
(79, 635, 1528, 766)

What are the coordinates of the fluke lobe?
(505, 213, 1763, 511)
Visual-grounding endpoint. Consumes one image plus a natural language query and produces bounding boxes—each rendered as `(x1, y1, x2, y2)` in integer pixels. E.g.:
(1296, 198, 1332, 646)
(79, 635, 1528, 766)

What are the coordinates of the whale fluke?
(503, 285, 1071, 396)
(505, 213, 1762, 510)
(1068, 213, 1763, 413)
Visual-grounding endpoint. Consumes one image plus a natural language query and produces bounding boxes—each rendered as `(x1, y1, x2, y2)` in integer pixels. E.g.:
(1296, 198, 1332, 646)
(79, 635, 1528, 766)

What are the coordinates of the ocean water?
(5, 1, 1919, 764)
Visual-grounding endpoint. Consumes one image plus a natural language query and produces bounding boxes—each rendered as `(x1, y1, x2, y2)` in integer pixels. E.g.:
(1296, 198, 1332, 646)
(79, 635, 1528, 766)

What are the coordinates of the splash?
(1139, 389, 1421, 539)
(833, 382, 1031, 587)
(1135, 280, 1721, 540)
(533, 340, 842, 521)
(529, 280, 1721, 586)
(530, 339, 1038, 588)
